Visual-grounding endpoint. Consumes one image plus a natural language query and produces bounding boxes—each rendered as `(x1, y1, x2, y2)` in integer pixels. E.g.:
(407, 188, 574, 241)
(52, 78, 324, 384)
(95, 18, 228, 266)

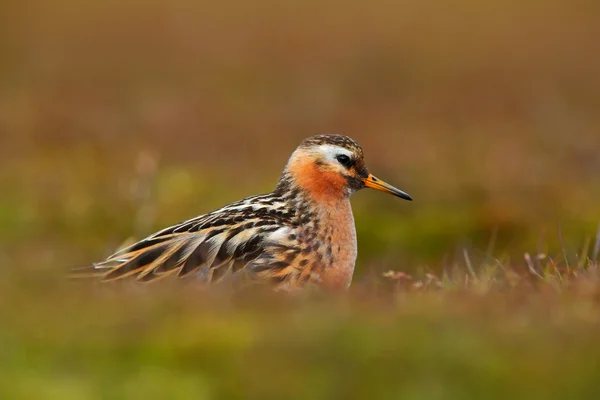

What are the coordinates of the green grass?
(2, 268, 600, 399)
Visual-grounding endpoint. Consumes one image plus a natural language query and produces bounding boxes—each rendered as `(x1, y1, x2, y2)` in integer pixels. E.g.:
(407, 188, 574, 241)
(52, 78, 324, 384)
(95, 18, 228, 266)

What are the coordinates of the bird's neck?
(276, 150, 350, 206)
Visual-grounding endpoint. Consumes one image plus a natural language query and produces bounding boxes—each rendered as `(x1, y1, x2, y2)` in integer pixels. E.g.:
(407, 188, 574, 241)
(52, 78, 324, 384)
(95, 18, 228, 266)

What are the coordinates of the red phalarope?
(78, 134, 412, 290)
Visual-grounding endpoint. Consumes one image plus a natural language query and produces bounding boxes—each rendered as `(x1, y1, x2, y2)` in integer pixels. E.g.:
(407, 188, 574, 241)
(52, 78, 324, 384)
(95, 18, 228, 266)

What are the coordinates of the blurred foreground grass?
(2, 0, 600, 398)
(2, 265, 600, 399)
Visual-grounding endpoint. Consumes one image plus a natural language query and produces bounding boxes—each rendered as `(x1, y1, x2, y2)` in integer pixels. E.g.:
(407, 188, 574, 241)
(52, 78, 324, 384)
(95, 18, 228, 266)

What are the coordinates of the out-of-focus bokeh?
(1, 1, 600, 398)
(3, 0, 600, 268)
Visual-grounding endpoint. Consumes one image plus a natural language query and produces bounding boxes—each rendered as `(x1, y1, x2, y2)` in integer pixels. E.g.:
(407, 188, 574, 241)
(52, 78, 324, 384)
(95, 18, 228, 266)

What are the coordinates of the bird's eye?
(336, 154, 352, 167)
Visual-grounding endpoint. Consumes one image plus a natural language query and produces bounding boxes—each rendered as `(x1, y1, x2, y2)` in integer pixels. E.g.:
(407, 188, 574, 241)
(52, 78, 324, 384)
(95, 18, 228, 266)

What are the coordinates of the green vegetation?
(1, 0, 600, 398)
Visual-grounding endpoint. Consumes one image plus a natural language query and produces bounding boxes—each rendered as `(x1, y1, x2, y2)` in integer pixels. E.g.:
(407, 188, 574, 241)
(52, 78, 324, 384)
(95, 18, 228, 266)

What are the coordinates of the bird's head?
(279, 134, 412, 203)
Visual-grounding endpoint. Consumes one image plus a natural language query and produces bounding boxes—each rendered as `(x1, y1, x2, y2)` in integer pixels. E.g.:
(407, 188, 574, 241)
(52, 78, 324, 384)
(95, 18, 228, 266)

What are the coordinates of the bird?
(76, 134, 412, 291)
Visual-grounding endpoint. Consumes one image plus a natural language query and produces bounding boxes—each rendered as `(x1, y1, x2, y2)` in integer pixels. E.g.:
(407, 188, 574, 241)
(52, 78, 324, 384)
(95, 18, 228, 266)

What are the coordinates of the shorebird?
(79, 134, 411, 290)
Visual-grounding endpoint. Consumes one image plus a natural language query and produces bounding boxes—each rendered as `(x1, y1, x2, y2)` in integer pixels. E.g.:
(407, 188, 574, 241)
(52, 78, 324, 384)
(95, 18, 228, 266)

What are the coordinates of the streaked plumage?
(76, 134, 412, 291)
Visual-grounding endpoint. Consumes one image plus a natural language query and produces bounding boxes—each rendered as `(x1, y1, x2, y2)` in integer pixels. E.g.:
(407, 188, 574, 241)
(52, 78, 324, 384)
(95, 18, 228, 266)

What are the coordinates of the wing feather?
(74, 194, 296, 284)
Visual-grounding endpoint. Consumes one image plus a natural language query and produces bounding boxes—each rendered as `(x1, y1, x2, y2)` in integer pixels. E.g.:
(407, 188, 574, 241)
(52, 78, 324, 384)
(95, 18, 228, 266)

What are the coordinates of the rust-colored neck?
(285, 150, 349, 206)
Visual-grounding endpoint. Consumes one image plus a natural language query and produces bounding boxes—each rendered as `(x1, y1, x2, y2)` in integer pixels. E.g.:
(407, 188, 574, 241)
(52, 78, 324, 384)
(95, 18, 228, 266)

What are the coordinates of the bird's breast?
(295, 200, 357, 289)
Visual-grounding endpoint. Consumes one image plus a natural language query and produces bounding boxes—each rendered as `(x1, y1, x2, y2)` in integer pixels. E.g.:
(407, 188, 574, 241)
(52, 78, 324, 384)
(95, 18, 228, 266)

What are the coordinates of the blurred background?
(1, 0, 600, 398)
(2, 0, 600, 272)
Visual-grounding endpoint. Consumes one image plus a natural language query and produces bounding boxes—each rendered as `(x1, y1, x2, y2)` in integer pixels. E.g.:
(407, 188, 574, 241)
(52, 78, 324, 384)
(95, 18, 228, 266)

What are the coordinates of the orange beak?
(362, 174, 412, 201)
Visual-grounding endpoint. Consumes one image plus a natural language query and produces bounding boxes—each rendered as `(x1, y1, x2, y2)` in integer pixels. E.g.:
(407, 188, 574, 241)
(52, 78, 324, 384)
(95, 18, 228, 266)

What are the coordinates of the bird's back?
(76, 193, 298, 285)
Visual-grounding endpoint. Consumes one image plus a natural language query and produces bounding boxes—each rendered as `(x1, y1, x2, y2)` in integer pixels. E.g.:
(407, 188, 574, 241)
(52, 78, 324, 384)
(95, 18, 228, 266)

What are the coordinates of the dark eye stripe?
(336, 154, 353, 168)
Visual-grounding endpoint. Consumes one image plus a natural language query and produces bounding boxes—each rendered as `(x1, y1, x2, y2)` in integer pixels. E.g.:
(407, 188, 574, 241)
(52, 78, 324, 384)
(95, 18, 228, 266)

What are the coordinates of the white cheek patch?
(316, 145, 354, 164)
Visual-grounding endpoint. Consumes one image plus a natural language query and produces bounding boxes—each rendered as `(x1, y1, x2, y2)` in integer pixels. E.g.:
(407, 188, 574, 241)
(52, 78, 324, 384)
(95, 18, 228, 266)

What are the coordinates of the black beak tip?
(393, 190, 412, 201)
(401, 193, 413, 201)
